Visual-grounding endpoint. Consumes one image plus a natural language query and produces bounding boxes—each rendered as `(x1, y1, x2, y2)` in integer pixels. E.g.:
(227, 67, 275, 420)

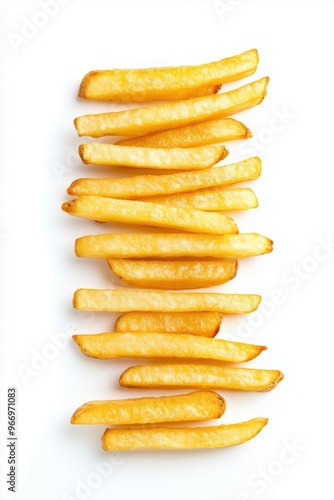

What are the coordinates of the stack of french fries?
(63, 49, 283, 451)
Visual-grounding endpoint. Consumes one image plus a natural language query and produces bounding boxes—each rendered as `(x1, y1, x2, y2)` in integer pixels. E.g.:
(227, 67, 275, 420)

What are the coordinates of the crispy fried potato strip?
(141, 187, 258, 211)
(78, 143, 227, 170)
(108, 258, 238, 289)
(75, 232, 272, 259)
(72, 332, 266, 362)
(73, 289, 261, 313)
(71, 391, 225, 425)
(101, 417, 268, 450)
(74, 77, 269, 137)
(116, 117, 251, 147)
(61, 197, 238, 234)
(120, 364, 284, 392)
(114, 312, 223, 337)
(79, 49, 258, 102)
(80, 82, 222, 102)
(67, 157, 261, 199)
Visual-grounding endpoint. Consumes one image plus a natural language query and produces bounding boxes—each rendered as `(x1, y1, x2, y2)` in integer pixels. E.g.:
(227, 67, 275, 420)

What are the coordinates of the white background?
(1, 0, 334, 499)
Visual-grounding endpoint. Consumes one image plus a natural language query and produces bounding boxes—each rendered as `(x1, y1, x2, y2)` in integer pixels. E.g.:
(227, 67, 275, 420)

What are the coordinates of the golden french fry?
(72, 332, 266, 362)
(67, 156, 261, 199)
(61, 197, 238, 235)
(101, 418, 268, 450)
(115, 312, 223, 337)
(120, 364, 284, 392)
(76, 232, 273, 259)
(78, 143, 227, 170)
(116, 117, 251, 147)
(107, 258, 238, 289)
(74, 77, 269, 137)
(71, 391, 225, 425)
(140, 187, 258, 211)
(80, 82, 222, 102)
(73, 289, 261, 313)
(78, 49, 258, 102)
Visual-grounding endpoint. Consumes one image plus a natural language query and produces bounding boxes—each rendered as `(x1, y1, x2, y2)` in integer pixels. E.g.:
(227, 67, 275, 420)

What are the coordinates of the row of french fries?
(64, 49, 283, 451)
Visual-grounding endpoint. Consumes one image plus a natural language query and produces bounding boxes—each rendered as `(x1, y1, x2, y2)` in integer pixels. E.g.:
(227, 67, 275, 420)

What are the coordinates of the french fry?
(140, 187, 258, 211)
(73, 289, 261, 314)
(80, 82, 222, 102)
(71, 391, 225, 425)
(78, 143, 227, 170)
(116, 117, 251, 147)
(75, 232, 273, 259)
(101, 418, 268, 450)
(61, 197, 238, 235)
(78, 49, 258, 102)
(74, 77, 269, 137)
(114, 312, 223, 337)
(120, 364, 284, 392)
(72, 332, 266, 362)
(67, 156, 261, 199)
(107, 258, 238, 289)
